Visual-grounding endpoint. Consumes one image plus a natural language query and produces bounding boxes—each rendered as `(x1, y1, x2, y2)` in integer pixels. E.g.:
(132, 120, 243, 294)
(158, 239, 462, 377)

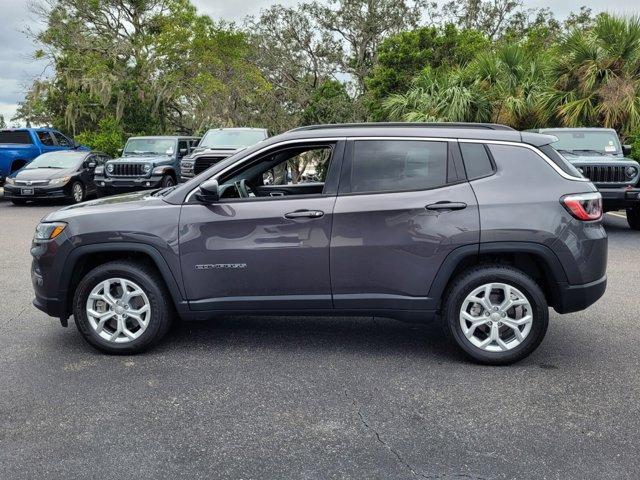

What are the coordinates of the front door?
(330, 139, 480, 311)
(179, 141, 344, 311)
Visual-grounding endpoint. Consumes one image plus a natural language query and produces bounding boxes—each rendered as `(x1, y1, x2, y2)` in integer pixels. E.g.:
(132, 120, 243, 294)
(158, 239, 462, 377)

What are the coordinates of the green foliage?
(366, 24, 489, 120)
(75, 118, 126, 158)
(302, 80, 360, 125)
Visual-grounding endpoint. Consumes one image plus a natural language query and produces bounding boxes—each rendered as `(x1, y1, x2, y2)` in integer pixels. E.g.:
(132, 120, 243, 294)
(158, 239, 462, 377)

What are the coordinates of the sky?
(1, 0, 640, 126)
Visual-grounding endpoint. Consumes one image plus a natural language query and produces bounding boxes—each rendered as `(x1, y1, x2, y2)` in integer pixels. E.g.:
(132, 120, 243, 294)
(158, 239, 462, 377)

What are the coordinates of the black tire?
(442, 265, 549, 365)
(69, 181, 85, 204)
(627, 207, 640, 230)
(160, 174, 175, 188)
(11, 199, 28, 205)
(73, 260, 174, 354)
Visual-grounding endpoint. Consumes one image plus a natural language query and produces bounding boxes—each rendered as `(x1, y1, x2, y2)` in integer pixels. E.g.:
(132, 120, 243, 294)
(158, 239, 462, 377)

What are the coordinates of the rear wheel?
(443, 265, 549, 365)
(627, 207, 640, 230)
(73, 261, 174, 354)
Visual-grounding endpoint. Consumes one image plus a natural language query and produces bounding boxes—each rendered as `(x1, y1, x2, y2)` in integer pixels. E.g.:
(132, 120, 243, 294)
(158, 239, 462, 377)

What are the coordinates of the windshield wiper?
(556, 149, 576, 156)
(572, 149, 605, 156)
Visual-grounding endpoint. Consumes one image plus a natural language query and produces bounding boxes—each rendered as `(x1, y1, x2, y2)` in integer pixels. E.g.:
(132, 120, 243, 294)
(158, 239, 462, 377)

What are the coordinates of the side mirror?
(87, 162, 96, 169)
(623, 144, 632, 156)
(195, 178, 219, 203)
(179, 148, 188, 156)
(117, 148, 123, 155)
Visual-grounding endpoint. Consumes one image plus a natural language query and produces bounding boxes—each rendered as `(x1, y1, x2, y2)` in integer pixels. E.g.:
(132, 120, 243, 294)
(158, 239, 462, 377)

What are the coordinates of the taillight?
(561, 192, 602, 221)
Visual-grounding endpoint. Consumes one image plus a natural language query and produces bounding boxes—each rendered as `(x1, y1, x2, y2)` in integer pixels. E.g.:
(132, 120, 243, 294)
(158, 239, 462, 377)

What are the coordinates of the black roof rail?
(289, 122, 516, 132)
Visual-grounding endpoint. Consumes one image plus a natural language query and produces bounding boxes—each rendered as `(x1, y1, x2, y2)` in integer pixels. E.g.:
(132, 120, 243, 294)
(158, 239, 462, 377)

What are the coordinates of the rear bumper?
(554, 275, 607, 314)
(598, 187, 640, 210)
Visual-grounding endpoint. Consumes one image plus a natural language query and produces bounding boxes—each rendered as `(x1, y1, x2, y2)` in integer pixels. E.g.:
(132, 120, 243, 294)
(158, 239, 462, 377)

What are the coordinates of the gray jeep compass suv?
(30, 123, 607, 364)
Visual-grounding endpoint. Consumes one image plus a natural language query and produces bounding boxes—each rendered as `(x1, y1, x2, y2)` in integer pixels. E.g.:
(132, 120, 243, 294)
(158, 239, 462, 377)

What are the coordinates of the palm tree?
(540, 14, 640, 136)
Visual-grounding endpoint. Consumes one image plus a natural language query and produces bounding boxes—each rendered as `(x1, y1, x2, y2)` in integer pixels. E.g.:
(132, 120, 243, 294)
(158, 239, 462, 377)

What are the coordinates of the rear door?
(330, 138, 479, 311)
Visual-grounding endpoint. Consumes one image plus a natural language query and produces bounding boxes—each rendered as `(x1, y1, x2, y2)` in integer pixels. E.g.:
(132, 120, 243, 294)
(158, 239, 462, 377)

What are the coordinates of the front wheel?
(160, 174, 175, 189)
(627, 207, 640, 230)
(73, 261, 174, 354)
(69, 181, 85, 203)
(443, 265, 549, 365)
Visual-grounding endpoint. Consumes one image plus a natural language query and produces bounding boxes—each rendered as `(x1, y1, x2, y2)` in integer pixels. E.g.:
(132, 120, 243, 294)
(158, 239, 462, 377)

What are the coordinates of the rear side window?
(351, 140, 448, 193)
(0, 131, 33, 144)
(460, 143, 495, 179)
(37, 131, 55, 146)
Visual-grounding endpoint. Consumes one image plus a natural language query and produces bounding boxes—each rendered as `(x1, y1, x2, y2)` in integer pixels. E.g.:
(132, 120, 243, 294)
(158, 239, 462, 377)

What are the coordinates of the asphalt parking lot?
(1, 197, 638, 480)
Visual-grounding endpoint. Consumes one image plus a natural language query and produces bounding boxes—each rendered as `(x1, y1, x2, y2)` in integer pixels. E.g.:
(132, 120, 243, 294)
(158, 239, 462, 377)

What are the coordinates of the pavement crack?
(344, 389, 433, 479)
(2, 306, 27, 329)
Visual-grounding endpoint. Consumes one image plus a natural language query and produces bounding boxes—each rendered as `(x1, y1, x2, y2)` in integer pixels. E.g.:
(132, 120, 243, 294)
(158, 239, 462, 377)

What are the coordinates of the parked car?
(31, 123, 606, 364)
(0, 128, 87, 183)
(94, 135, 199, 196)
(4, 150, 108, 205)
(180, 127, 268, 181)
(531, 128, 640, 230)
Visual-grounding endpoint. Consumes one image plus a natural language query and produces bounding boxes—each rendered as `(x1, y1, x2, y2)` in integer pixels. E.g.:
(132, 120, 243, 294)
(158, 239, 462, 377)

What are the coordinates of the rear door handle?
(426, 202, 467, 211)
(284, 209, 325, 219)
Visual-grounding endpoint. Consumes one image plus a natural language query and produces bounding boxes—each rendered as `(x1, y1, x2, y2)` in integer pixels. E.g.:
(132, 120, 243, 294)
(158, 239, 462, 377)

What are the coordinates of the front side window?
(217, 144, 335, 200)
(37, 131, 55, 146)
(350, 140, 448, 194)
(52, 132, 72, 147)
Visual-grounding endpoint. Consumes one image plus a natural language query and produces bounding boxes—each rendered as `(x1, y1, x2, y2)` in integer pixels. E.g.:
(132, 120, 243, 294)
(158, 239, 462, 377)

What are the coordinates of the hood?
(109, 154, 171, 164)
(189, 147, 242, 158)
(13, 166, 77, 181)
(562, 153, 639, 166)
(44, 190, 164, 222)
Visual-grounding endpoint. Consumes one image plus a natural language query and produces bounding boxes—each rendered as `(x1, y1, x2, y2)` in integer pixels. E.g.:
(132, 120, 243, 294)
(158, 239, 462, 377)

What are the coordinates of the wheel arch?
(429, 242, 568, 310)
(59, 242, 187, 320)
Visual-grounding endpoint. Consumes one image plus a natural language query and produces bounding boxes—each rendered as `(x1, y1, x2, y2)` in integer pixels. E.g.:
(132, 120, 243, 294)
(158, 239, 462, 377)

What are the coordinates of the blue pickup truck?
(0, 128, 85, 183)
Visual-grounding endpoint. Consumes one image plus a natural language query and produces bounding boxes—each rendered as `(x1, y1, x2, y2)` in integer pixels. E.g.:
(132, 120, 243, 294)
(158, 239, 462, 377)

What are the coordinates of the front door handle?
(284, 209, 325, 219)
(426, 202, 467, 211)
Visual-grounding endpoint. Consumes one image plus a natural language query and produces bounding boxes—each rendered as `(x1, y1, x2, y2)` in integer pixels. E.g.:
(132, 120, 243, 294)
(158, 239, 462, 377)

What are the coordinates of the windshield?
(549, 131, 621, 155)
(124, 138, 176, 156)
(25, 152, 83, 169)
(199, 130, 266, 149)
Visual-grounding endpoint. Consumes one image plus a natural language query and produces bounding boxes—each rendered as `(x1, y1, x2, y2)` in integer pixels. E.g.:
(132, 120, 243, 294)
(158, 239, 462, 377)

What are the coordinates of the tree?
(74, 117, 126, 157)
(541, 14, 640, 137)
(365, 24, 489, 120)
(0, 115, 5, 129)
(18, 0, 265, 136)
(305, 0, 428, 94)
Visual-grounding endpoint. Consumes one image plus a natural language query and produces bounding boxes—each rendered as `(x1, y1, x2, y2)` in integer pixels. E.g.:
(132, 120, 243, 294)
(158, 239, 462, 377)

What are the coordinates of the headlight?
(626, 166, 638, 179)
(106, 163, 114, 174)
(5, 177, 15, 185)
(152, 166, 168, 175)
(34, 222, 67, 241)
(48, 176, 71, 186)
(143, 164, 152, 173)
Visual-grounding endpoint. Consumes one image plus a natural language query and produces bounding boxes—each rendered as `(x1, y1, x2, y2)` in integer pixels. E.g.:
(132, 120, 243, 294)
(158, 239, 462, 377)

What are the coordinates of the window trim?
(185, 139, 345, 204)
(339, 137, 455, 196)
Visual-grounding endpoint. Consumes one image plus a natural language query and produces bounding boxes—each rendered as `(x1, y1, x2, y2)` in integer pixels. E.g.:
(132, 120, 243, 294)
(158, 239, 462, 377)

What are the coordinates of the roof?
(272, 123, 556, 147)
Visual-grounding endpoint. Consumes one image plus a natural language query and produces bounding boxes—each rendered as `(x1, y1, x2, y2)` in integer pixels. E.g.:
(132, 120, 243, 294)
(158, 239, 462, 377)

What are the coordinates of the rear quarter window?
(0, 131, 33, 144)
(459, 143, 495, 179)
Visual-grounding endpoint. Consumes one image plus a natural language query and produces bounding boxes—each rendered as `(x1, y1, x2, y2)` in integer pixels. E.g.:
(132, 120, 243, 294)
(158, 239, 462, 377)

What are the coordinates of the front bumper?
(598, 187, 640, 210)
(95, 174, 164, 190)
(4, 184, 69, 200)
(554, 275, 607, 314)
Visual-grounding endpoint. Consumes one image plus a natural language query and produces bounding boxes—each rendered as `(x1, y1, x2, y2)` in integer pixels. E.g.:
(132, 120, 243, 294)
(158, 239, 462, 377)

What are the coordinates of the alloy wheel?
(72, 183, 84, 202)
(459, 282, 533, 352)
(85, 278, 151, 343)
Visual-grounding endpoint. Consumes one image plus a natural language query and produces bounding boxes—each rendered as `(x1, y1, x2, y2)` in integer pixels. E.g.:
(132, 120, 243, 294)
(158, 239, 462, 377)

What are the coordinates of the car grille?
(194, 156, 228, 175)
(110, 163, 145, 177)
(579, 165, 632, 184)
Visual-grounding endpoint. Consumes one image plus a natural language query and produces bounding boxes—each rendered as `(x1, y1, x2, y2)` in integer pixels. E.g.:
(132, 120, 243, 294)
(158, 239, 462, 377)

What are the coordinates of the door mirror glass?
(196, 178, 220, 203)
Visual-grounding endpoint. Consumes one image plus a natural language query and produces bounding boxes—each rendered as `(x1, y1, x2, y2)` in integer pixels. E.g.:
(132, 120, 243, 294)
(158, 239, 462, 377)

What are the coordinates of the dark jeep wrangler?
(532, 128, 640, 230)
(95, 135, 199, 195)
(31, 123, 607, 365)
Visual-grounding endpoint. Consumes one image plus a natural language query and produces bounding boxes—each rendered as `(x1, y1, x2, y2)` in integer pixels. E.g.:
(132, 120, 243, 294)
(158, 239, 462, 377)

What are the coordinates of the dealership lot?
(1, 198, 639, 479)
